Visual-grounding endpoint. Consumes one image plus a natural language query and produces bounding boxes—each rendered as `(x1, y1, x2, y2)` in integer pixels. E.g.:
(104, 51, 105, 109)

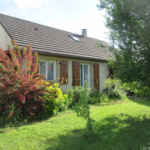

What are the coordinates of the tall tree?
(97, 0, 150, 95)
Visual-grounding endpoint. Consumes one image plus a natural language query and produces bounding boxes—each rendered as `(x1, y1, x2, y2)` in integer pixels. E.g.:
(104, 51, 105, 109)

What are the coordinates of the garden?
(0, 98, 150, 150)
(0, 40, 128, 127)
(0, 41, 150, 150)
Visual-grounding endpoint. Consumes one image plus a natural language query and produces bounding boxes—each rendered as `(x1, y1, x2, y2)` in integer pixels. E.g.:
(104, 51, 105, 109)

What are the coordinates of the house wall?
(39, 54, 109, 93)
(0, 24, 12, 50)
(100, 63, 109, 92)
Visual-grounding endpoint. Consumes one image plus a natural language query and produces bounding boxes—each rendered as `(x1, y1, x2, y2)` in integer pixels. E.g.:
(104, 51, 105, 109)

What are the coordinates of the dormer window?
(69, 35, 82, 43)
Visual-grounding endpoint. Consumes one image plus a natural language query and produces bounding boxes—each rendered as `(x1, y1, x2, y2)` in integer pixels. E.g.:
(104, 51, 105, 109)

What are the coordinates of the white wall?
(100, 62, 110, 92)
(0, 24, 12, 50)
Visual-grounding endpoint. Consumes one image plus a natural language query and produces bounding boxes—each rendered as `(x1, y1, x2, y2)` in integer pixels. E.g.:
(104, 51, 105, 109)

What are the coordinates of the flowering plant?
(0, 40, 55, 122)
(42, 82, 69, 116)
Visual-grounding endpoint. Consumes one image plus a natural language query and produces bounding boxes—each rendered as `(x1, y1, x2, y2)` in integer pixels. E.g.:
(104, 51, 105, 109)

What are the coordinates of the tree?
(97, 0, 150, 96)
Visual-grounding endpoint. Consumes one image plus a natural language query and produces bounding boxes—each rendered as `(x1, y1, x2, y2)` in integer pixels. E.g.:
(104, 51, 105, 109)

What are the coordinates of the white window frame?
(39, 60, 56, 81)
(80, 63, 90, 88)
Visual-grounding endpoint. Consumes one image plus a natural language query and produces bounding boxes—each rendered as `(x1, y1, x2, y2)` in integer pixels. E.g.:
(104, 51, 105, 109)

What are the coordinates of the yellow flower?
(53, 98, 59, 105)
(54, 83, 59, 88)
(44, 81, 49, 85)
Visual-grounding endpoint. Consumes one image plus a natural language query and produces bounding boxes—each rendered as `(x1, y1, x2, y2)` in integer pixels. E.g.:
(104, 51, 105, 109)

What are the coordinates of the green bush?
(100, 93, 109, 102)
(103, 78, 127, 100)
(66, 86, 86, 107)
(66, 80, 127, 108)
(124, 81, 150, 98)
(42, 82, 70, 118)
(66, 85, 117, 106)
(112, 88, 126, 99)
(89, 89, 101, 104)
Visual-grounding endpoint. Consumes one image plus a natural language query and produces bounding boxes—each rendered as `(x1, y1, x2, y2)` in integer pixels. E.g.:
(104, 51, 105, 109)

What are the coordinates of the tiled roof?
(0, 14, 113, 61)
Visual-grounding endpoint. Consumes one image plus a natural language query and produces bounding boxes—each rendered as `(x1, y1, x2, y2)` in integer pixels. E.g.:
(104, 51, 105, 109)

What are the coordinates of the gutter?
(5, 45, 108, 63)
(33, 50, 108, 63)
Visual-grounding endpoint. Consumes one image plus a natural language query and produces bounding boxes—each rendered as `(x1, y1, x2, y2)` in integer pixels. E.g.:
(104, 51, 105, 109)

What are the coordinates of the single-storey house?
(0, 14, 113, 92)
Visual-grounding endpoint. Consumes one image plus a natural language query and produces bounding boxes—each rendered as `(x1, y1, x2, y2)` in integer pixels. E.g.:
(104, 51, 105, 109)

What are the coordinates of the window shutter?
(93, 63, 99, 90)
(73, 61, 80, 86)
(60, 60, 68, 84)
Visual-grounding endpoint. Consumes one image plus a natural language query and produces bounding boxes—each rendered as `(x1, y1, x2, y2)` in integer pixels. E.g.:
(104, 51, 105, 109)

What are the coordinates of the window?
(39, 61, 56, 80)
(69, 35, 82, 42)
(80, 64, 90, 88)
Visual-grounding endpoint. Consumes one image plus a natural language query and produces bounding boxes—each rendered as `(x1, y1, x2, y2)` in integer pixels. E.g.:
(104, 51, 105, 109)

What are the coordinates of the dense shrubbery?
(103, 78, 127, 100)
(124, 81, 150, 98)
(42, 82, 70, 118)
(89, 89, 101, 104)
(0, 40, 129, 126)
(0, 40, 56, 125)
(66, 79, 128, 107)
(0, 40, 81, 125)
(66, 86, 102, 106)
(66, 85, 119, 106)
(66, 86, 85, 107)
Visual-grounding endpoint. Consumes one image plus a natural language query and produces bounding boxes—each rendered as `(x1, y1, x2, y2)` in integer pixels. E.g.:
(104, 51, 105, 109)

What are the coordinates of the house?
(0, 14, 113, 92)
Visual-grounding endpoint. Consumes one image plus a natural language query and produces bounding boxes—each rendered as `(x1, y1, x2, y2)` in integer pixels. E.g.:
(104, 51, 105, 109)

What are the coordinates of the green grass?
(0, 99, 150, 150)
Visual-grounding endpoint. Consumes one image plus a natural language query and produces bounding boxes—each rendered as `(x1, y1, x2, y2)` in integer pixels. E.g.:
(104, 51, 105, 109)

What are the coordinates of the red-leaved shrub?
(0, 40, 55, 121)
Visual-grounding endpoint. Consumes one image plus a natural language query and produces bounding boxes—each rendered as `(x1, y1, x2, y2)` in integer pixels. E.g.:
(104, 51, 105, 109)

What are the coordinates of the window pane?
(39, 62, 46, 76)
(47, 62, 53, 80)
(84, 65, 88, 86)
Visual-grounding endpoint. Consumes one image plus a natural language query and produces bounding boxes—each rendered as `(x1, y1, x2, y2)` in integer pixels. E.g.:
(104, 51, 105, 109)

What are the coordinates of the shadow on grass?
(0, 117, 51, 130)
(0, 109, 74, 129)
(46, 114, 150, 150)
(128, 96, 150, 107)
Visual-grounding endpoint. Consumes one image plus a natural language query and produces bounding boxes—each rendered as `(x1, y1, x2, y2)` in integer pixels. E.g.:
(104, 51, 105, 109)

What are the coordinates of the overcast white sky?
(0, 0, 109, 43)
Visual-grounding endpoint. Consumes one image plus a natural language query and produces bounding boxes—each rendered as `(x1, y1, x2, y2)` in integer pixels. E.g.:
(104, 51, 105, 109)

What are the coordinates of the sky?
(0, 0, 109, 43)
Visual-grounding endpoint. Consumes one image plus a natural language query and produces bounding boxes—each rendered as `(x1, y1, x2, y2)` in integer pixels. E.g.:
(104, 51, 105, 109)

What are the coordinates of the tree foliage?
(97, 0, 150, 95)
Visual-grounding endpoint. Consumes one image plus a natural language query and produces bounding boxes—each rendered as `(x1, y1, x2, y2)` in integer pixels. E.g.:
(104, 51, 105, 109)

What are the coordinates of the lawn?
(0, 99, 150, 150)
